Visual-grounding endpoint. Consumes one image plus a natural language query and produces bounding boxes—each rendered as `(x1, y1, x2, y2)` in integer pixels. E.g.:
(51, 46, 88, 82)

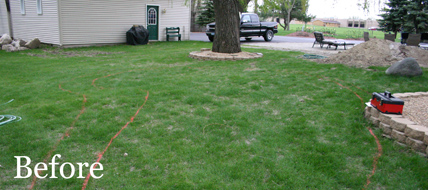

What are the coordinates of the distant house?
(312, 20, 341, 28)
(2, 0, 190, 47)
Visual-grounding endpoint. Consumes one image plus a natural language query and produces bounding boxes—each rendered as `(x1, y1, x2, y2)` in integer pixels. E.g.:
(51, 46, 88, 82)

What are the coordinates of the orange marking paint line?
(81, 91, 149, 190)
(364, 128, 383, 189)
(326, 77, 383, 189)
(29, 95, 87, 190)
(91, 71, 127, 89)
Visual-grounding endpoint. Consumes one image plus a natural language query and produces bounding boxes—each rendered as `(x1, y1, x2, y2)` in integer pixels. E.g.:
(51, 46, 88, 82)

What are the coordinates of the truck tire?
(263, 30, 274, 41)
(208, 35, 214, 42)
(245, 38, 252, 41)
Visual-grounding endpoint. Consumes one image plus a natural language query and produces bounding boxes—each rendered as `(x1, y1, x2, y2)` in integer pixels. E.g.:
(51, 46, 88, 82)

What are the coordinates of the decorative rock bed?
(189, 48, 263, 61)
(365, 92, 428, 157)
(0, 34, 41, 52)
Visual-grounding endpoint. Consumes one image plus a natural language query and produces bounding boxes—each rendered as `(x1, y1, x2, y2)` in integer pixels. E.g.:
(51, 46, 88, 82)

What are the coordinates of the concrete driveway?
(190, 32, 364, 56)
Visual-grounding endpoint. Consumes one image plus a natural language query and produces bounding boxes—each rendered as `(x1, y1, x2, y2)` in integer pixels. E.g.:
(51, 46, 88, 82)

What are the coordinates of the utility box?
(370, 91, 404, 114)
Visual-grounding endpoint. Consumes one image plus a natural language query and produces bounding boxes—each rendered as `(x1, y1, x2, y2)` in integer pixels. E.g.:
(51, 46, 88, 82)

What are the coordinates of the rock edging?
(365, 92, 428, 157)
(189, 48, 263, 61)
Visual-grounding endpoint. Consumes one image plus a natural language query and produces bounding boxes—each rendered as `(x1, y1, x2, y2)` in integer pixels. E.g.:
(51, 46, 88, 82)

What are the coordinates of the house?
(0, 1, 11, 35)
(3, 0, 190, 47)
(312, 19, 341, 28)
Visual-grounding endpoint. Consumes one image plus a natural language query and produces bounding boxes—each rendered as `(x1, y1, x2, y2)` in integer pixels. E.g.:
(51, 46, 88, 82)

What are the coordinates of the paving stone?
(382, 134, 392, 139)
(416, 152, 427, 158)
(370, 108, 380, 118)
(364, 106, 372, 119)
(390, 118, 415, 132)
(391, 129, 407, 143)
(403, 92, 421, 97)
(378, 113, 403, 125)
(380, 122, 392, 135)
(406, 137, 427, 153)
(404, 125, 427, 141)
(392, 93, 405, 98)
(369, 116, 380, 126)
(395, 141, 407, 147)
(423, 132, 428, 145)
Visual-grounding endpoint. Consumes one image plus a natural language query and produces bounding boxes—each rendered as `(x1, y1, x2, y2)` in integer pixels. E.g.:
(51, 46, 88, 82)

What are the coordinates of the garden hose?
(296, 54, 327, 59)
(0, 99, 22, 126)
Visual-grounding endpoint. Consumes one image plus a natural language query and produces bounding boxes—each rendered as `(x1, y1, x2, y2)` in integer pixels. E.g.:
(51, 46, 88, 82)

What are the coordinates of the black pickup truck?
(206, 13, 278, 42)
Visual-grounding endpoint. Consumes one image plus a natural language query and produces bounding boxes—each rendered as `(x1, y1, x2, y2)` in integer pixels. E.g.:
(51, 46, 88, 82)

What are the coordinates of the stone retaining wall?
(365, 92, 428, 157)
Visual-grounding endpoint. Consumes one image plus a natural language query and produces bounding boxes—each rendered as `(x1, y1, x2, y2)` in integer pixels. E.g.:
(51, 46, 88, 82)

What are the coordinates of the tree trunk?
(212, 0, 241, 53)
(286, 9, 292, 31)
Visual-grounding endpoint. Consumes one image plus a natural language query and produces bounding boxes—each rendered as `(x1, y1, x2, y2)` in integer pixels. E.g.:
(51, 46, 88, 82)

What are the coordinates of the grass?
(1, 41, 428, 189)
(277, 24, 399, 41)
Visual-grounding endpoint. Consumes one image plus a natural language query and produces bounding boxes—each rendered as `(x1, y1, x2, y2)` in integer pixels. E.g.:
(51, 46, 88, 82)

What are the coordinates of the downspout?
(5, 0, 13, 37)
(57, 0, 63, 46)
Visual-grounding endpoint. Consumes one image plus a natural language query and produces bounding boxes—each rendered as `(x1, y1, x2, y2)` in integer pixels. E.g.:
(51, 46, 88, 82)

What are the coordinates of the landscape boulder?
(2, 44, 13, 51)
(0, 34, 12, 45)
(2, 44, 16, 52)
(25, 38, 41, 49)
(385, 57, 423, 76)
(11, 40, 21, 48)
(18, 39, 27, 47)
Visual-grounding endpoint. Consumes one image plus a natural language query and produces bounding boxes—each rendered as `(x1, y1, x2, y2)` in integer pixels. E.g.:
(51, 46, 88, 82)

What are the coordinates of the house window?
(37, 0, 42, 14)
(20, 0, 25, 14)
(148, 8, 157, 25)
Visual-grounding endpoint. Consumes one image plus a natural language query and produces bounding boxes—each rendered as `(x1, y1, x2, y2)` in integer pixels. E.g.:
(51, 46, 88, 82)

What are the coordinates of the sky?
(248, 0, 386, 20)
(307, 0, 386, 19)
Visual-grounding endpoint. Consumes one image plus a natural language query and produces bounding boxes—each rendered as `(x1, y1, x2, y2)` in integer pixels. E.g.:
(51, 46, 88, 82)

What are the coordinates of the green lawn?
(277, 24, 399, 41)
(1, 42, 428, 189)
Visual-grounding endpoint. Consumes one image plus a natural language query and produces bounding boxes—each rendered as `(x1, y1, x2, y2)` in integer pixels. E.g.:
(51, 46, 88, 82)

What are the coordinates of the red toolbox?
(370, 91, 404, 114)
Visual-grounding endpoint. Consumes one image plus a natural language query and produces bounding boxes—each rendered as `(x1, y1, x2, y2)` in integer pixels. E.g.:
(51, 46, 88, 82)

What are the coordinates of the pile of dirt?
(317, 38, 428, 68)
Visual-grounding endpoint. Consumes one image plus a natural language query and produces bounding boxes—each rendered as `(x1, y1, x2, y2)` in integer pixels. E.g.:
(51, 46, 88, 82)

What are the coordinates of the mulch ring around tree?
(189, 48, 263, 61)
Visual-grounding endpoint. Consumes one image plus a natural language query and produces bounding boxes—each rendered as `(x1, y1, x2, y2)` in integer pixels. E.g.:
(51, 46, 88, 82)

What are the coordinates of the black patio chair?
(401, 33, 409, 44)
(406, 34, 421, 46)
(384, 34, 396, 42)
(312, 32, 334, 48)
(421, 33, 428, 43)
(364, 32, 369, 42)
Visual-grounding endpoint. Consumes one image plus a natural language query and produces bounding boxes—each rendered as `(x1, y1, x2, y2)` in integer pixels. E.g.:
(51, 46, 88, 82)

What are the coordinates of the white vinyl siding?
(60, 0, 148, 45)
(59, 0, 190, 45)
(10, 0, 60, 45)
(0, 2, 10, 35)
(157, 1, 190, 41)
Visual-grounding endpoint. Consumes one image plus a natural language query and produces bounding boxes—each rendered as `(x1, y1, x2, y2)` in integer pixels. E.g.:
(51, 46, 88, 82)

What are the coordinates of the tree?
(196, 0, 215, 27)
(379, 0, 428, 35)
(260, 0, 308, 31)
(378, 0, 408, 36)
(403, 0, 428, 33)
(211, 0, 242, 53)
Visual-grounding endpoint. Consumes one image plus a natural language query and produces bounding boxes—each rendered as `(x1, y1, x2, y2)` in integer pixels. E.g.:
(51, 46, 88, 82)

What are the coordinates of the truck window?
(242, 15, 251, 23)
(250, 15, 259, 23)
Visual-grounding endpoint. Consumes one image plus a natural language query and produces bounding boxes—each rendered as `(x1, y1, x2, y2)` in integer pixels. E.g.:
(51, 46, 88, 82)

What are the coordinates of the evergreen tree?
(378, 0, 408, 36)
(196, 0, 215, 27)
(403, 0, 428, 33)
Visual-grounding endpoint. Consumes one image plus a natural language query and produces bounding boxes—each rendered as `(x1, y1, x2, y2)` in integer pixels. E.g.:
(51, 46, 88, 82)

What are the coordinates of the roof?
(314, 20, 340, 24)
